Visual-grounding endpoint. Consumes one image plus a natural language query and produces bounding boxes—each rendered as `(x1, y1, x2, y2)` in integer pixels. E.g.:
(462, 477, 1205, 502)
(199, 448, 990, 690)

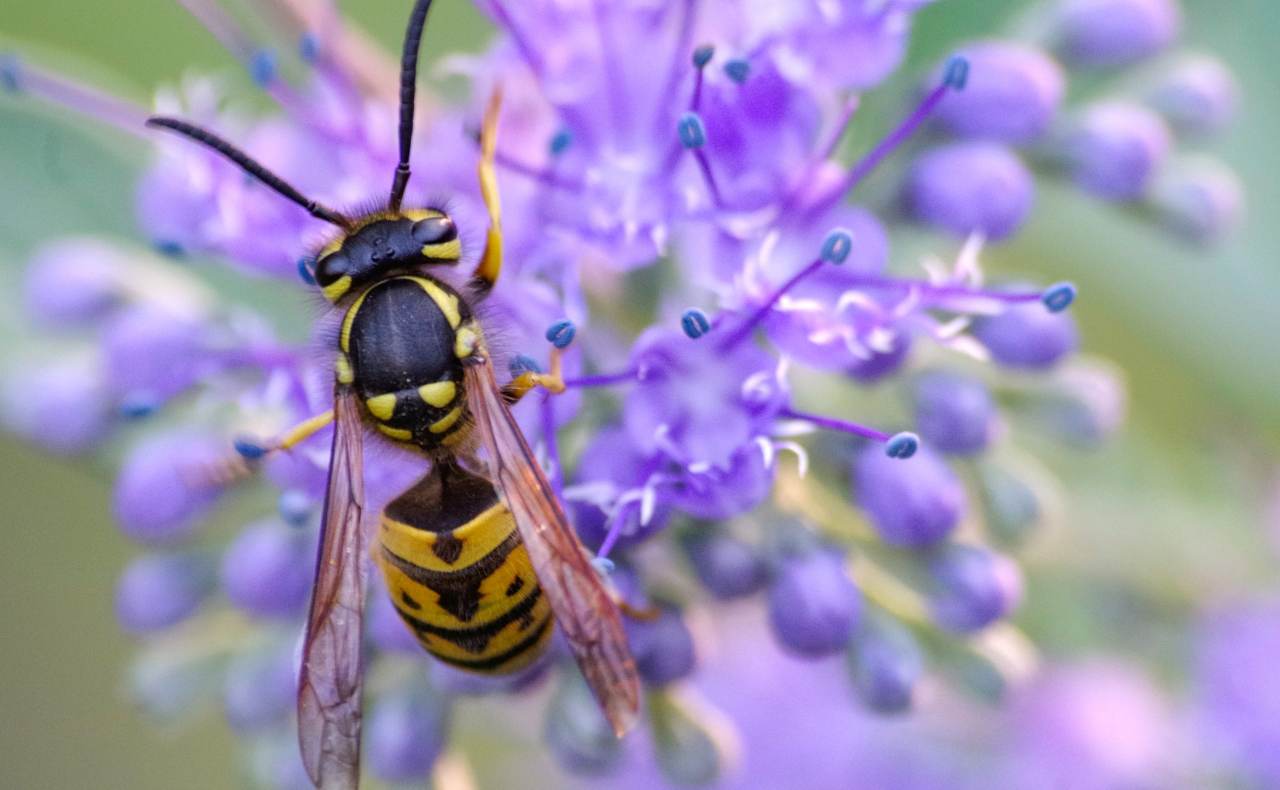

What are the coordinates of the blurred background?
(0, 0, 1275, 788)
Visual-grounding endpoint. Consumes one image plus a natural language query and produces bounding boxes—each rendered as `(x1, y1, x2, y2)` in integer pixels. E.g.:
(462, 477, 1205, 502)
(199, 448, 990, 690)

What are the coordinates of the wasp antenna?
(145, 116, 350, 229)
(388, 0, 435, 212)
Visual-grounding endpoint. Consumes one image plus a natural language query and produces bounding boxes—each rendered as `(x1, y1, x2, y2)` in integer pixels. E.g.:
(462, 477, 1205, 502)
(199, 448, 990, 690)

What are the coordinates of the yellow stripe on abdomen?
(376, 502, 554, 674)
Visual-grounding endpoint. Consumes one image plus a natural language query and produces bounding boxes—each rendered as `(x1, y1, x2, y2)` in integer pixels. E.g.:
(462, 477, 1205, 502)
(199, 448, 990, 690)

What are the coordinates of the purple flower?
(681, 528, 768, 600)
(22, 239, 125, 326)
(926, 544, 1023, 633)
(768, 549, 862, 657)
(934, 42, 1065, 143)
(913, 370, 997, 455)
(1049, 0, 1182, 68)
(972, 298, 1079, 370)
(1060, 102, 1172, 200)
(115, 551, 215, 633)
(854, 445, 966, 548)
(904, 142, 1035, 241)
(220, 520, 313, 619)
(367, 690, 450, 783)
(627, 605, 698, 687)
(2, 357, 111, 455)
(113, 431, 230, 544)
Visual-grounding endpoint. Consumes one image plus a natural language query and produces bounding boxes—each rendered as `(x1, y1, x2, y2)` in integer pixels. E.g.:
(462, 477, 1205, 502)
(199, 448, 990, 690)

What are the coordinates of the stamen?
(781, 408, 919, 459)
(545, 319, 576, 349)
(233, 436, 270, 460)
(591, 556, 617, 575)
(1041, 282, 1077, 313)
(492, 148, 583, 190)
(813, 55, 969, 212)
(548, 128, 573, 156)
(0, 56, 150, 138)
(298, 31, 321, 63)
(680, 308, 712, 339)
(724, 57, 751, 84)
(296, 257, 316, 285)
(561, 369, 639, 389)
(677, 111, 723, 207)
(690, 44, 714, 111)
(119, 393, 160, 419)
(510, 354, 543, 376)
(834, 272, 1072, 312)
(719, 228, 853, 349)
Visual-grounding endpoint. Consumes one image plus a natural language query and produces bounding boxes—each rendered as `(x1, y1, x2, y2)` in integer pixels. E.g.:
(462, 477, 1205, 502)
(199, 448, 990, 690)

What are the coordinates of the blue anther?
(0, 53, 22, 93)
(510, 354, 544, 376)
(249, 49, 278, 86)
(591, 556, 616, 576)
(548, 128, 573, 156)
(677, 112, 707, 149)
(233, 436, 269, 461)
(296, 257, 316, 285)
(692, 44, 714, 69)
(152, 239, 185, 258)
(119, 393, 158, 420)
(545, 319, 576, 349)
(1041, 281, 1077, 313)
(278, 489, 313, 527)
(724, 58, 751, 84)
(820, 228, 854, 264)
(299, 32, 321, 63)
(680, 308, 712, 339)
(943, 55, 970, 91)
(885, 432, 920, 459)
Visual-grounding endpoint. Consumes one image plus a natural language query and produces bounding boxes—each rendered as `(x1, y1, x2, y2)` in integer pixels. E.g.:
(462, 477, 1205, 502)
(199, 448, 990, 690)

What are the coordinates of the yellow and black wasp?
(146, 1, 641, 786)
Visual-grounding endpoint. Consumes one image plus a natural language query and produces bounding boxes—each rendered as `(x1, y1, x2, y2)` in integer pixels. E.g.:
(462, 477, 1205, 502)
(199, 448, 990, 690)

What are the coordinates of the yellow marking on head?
(377, 424, 413, 442)
(418, 381, 456, 408)
(334, 353, 354, 384)
(339, 287, 374, 353)
(402, 208, 445, 222)
(322, 274, 352, 302)
(317, 238, 344, 260)
(429, 405, 464, 435)
(407, 277, 461, 329)
(365, 393, 397, 421)
(454, 326, 478, 360)
(422, 239, 462, 261)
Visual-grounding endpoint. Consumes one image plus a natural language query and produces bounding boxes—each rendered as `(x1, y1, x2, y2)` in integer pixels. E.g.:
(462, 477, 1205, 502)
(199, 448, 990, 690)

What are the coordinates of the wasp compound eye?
(315, 252, 350, 283)
(412, 216, 457, 245)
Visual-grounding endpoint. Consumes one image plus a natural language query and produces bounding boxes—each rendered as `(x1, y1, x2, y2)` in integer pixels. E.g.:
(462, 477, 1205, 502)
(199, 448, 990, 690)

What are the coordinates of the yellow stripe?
(429, 405, 463, 434)
(334, 353, 354, 384)
(454, 326, 478, 360)
(365, 393, 397, 421)
(421, 239, 462, 261)
(411, 278, 461, 329)
(379, 505, 514, 574)
(339, 286, 373, 353)
(412, 604, 552, 666)
(418, 381, 457, 408)
(322, 274, 352, 302)
(377, 424, 412, 441)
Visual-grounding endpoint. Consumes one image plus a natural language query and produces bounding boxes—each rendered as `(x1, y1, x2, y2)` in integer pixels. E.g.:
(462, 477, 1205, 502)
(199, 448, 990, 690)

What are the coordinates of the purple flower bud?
(926, 544, 1022, 633)
(1150, 157, 1244, 243)
(2, 359, 112, 455)
(854, 445, 966, 547)
(972, 300, 1079, 370)
(904, 142, 1034, 241)
(682, 530, 768, 600)
(545, 671, 624, 775)
(1051, 0, 1181, 68)
(23, 240, 124, 326)
(101, 305, 210, 403)
(913, 371, 997, 455)
(223, 641, 296, 731)
(113, 431, 228, 544)
(1147, 54, 1239, 137)
(1061, 102, 1172, 200)
(220, 520, 313, 619)
(115, 551, 215, 633)
(768, 550, 861, 657)
(847, 616, 923, 714)
(649, 691, 726, 785)
(935, 42, 1066, 143)
(978, 464, 1042, 547)
(627, 606, 697, 687)
(367, 691, 450, 783)
(1034, 359, 1127, 446)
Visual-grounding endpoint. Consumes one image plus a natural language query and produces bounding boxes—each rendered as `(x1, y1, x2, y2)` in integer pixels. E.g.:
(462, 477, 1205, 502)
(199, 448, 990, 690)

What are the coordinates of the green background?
(1, 1, 1276, 787)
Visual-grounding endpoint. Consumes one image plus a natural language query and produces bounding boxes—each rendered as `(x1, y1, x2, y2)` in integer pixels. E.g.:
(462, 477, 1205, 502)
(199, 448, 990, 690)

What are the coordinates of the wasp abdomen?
(343, 275, 473, 449)
(375, 466, 554, 674)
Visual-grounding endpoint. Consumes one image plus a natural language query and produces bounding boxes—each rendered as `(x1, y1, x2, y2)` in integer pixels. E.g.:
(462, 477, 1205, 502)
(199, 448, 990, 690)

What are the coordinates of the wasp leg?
(616, 597, 662, 622)
(237, 409, 336, 460)
(472, 86, 504, 291)
(502, 347, 567, 404)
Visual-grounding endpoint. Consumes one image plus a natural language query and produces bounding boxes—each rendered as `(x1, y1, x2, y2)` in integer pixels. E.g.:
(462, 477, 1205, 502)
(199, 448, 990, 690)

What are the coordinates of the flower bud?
(854, 445, 966, 547)
(367, 689, 450, 783)
(1050, 0, 1181, 67)
(847, 615, 923, 714)
(2, 357, 111, 455)
(913, 371, 996, 456)
(650, 691, 729, 786)
(545, 670, 624, 775)
(768, 549, 861, 657)
(115, 551, 215, 633)
(113, 431, 228, 544)
(23, 240, 124, 326)
(905, 142, 1034, 241)
(220, 520, 313, 619)
(628, 605, 697, 687)
(1147, 54, 1238, 137)
(927, 544, 1022, 633)
(1060, 102, 1172, 201)
(1149, 157, 1244, 243)
(682, 529, 768, 600)
(978, 464, 1043, 548)
(935, 41, 1065, 143)
(972, 300, 1078, 370)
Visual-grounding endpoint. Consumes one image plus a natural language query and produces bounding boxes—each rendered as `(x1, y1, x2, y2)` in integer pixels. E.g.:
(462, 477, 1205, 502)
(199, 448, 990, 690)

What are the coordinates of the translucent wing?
(297, 388, 367, 789)
(463, 356, 641, 736)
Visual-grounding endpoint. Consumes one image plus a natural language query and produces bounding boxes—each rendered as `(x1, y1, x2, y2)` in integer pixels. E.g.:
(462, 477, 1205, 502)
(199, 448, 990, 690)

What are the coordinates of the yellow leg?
(473, 86, 504, 290)
(502, 348, 566, 404)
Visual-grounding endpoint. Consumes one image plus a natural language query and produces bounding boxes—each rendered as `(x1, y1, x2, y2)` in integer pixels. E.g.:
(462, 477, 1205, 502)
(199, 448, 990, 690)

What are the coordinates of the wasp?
(146, 2, 640, 786)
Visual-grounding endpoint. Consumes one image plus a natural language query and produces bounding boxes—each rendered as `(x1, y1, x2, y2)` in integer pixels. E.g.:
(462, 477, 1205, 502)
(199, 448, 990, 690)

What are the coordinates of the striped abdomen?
(375, 466, 553, 674)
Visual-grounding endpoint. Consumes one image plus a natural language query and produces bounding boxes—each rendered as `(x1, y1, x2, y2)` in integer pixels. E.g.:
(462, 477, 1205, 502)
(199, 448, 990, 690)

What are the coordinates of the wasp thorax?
(314, 212, 462, 301)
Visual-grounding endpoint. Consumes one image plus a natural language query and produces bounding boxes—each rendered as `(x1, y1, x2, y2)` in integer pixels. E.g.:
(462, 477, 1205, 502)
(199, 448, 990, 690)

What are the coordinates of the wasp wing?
(463, 357, 641, 737)
(297, 388, 367, 789)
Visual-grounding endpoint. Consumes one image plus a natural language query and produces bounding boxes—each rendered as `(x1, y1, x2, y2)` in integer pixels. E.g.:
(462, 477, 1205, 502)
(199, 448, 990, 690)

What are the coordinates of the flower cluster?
(0, 0, 1242, 787)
